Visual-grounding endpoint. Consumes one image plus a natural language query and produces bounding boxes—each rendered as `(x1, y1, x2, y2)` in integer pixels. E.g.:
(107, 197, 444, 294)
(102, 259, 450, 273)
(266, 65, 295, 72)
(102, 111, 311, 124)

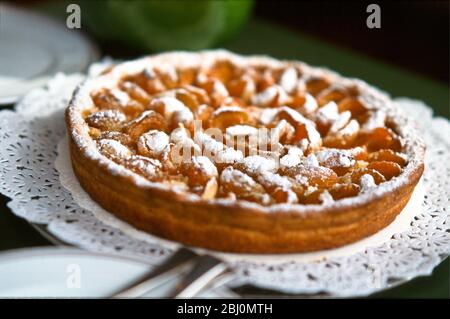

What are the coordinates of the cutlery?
(112, 247, 228, 298)
(112, 247, 197, 298)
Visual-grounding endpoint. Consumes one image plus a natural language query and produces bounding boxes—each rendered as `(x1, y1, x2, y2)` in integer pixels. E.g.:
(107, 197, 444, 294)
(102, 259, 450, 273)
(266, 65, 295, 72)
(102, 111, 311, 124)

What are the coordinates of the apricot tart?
(66, 50, 425, 253)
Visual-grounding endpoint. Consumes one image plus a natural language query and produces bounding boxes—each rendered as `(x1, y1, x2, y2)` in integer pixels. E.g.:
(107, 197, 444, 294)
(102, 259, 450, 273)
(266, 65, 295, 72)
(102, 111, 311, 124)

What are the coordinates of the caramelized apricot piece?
(221, 96, 246, 107)
(201, 178, 218, 200)
(178, 68, 197, 86)
(288, 94, 306, 109)
(197, 79, 229, 107)
(352, 146, 368, 161)
(125, 70, 166, 94)
(275, 108, 321, 145)
(271, 187, 298, 204)
(270, 119, 296, 145)
(195, 105, 215, 129)
(209, 107, 251, 131)
(148, 97, 194, 131)
(350, 168, 385, 185)
(137, 130, 170, 158)
(338, 97, 367, 116)
(175, 89, 199, 111)
(98, 131, 133, 147)
(367, 161, 402, 180)
(219, 167, 271, 205)
(227, 78, 247, 97)
(122, 110, 166, 140)
(227, 76, 255, 102)
(119, 81, 151, 105)
(91, 89, 144, 117)
(315, 149, 357, 176)
(86, 110, 126, 131)
(89, 127, 101, 139)
(298, 188, 322, 204)
(180, 156, 218, 187)
(317, 88, 348, 106)
(329, 183, 360, 200)
(306, 77, 330, 96)
(323, 134, 357, 149)
(367, 149, 407, 166)
(367, 127, 402, 152)
(159, 143, 178, 173)
(207, 60, 236, 83)
(123, 155, 162, 181)
(97, 139, 132, 162)
(123, 101, 146, 118)
(91, 90, 122, 110)
(154, 67, 179, 89)
(280, 164, 338, 188)
(256, 173, 298, 204)
(256, 69, 276, 92)
(184, 85, 210, 105)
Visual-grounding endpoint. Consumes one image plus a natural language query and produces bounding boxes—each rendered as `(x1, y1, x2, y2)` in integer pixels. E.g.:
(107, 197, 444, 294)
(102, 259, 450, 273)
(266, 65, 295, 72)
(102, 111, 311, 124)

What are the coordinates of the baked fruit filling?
(82, 58, 409, 206)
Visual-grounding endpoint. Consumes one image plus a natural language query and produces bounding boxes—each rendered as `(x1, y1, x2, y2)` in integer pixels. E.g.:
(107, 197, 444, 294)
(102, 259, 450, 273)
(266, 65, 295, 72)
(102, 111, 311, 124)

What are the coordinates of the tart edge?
(67, 129, 424, 253)
(65, 50, 426, 253)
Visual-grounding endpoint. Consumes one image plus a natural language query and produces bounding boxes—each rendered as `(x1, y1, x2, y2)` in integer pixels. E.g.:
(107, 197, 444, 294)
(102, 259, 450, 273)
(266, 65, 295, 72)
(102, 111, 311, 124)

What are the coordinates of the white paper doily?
(1, 73, 449, 297)
(55, 135, 426, 264)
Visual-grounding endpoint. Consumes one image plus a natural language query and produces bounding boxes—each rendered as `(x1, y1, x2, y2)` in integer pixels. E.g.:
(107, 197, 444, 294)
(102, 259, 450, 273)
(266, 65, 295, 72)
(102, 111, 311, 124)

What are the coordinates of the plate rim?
(0, 245, 152, 266)
(0, 3, 100, 105)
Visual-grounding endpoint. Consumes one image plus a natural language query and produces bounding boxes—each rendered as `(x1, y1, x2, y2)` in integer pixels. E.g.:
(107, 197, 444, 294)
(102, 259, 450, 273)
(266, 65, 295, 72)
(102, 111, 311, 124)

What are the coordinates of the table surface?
(0, 17, 448, 298)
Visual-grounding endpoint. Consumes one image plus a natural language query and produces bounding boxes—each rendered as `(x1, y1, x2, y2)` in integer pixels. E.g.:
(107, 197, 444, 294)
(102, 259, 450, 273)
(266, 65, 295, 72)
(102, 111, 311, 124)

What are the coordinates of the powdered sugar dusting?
(220, 167, 257, 190)
(252, 85, 289, 106)
(216, 148, 244, 164)
(67, 49, 425, 214)
(226, 125, 258, 137)
(338, 119, 360, 136)
(138, 130, 169, 157)
(192, 155, 218, 177)
(360, 174, 376, 192)
(158, 96, 193, 123)
(302, 93, 318, 114)
(238, 155, 279, 175)
(110, 88, 130, 106)
(279, 67, 298, 93)
(319, 190, 334, 204)
(196, 131, 244, 164)
(316, 149, 355, 168)
(87, 109, 126, 124)
(363, 110, 386, 131)
(280, 147, 303, 168)
(213, 106, 245, 116)
(316, 101, 339, 124)
(98, 139, 131, 159)
(304, 154, 319, 167)
(329, 111, 351, 133)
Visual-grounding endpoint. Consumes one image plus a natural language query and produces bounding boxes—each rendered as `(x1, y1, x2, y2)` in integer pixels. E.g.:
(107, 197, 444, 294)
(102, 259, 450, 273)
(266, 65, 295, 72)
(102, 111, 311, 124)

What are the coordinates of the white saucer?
(0, 247, 231, 297)
(0, 4, 99, 105)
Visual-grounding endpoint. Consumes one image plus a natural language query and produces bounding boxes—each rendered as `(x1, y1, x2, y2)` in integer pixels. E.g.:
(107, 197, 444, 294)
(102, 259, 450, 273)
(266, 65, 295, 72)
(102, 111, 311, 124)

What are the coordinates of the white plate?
(0, 4, 99, 105)
(0, 247, 230, 298)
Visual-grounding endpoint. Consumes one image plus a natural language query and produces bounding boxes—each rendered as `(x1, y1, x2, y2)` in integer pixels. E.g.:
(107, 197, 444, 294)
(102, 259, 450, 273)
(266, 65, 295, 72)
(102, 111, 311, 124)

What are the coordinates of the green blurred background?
(41, 0, 254, 51)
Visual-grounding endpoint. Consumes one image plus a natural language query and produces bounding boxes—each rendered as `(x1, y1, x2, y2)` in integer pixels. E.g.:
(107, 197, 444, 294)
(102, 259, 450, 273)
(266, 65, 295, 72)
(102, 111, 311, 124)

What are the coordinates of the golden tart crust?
(66, 50, 425, 253)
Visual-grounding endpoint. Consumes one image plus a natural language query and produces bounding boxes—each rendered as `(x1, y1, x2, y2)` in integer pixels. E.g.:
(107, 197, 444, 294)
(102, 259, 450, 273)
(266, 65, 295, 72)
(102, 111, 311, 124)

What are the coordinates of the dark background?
(255, 1, 449, 85)
(11, 0, 450, 86)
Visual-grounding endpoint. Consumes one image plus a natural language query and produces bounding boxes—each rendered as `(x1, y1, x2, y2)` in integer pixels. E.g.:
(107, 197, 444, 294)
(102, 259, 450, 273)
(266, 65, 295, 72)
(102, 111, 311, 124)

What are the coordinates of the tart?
(66, 50, 425, 253)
